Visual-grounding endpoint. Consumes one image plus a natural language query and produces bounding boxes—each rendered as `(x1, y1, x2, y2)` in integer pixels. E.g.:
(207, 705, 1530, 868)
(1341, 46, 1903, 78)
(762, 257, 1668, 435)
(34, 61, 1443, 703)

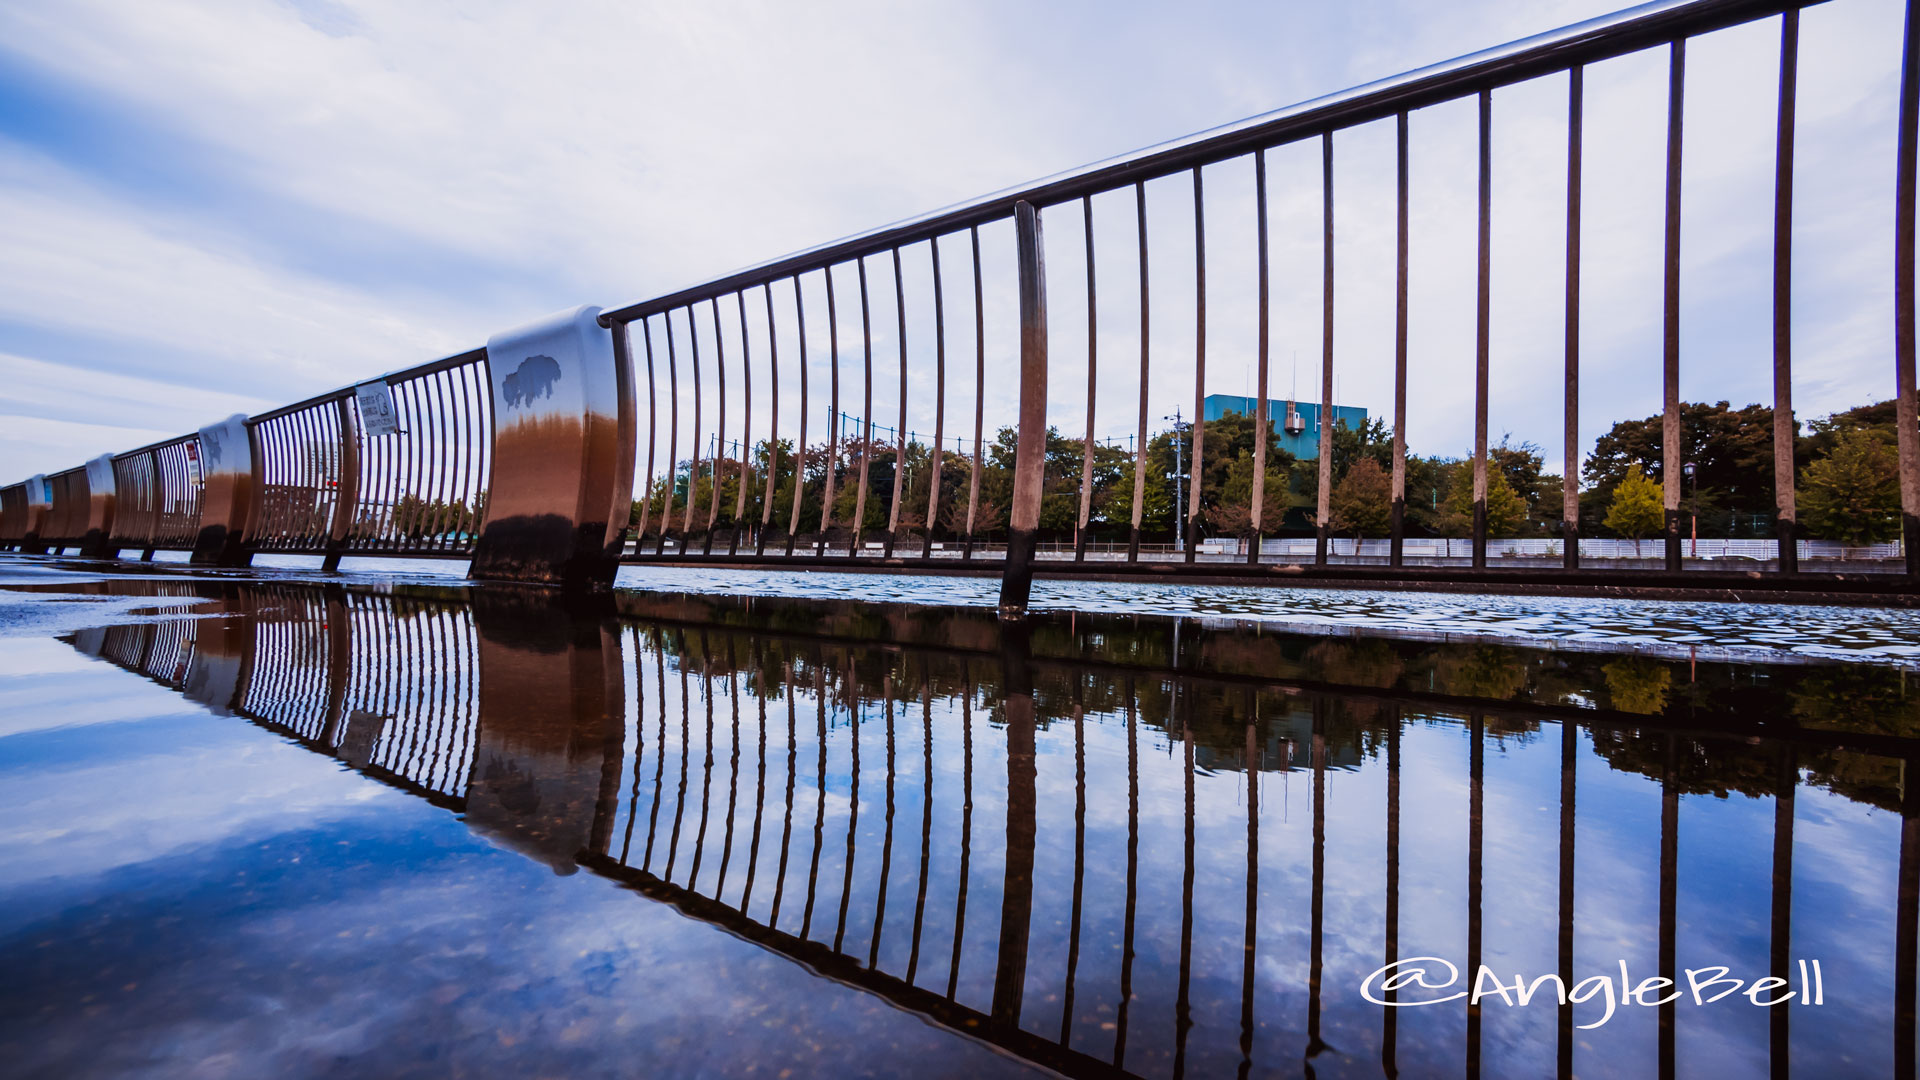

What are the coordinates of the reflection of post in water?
(642, 641, 667, 872)
(462, 590, 626, 876)
(318, 587, 351, 748)
(740, 648, 769, 911)
(1468, 710, 1484, 1080)
(1061, 675, 1088, 1045)
(1770, 745, 1794, 1080)
(1898, 757, 1919, 1080)
(906, 670, 935, 984)
(688, 643, 715, 889)
(834, 656, 862, 955)
(1660, 734, 1679, 1080)
(715, 662, 742, 898)
(801, 655, 828, 941)
(1559, 719, 1577, 1080)
(1173, 679, 1195, 1080)
(871, 670, 898, 969)
(1239, 691, 1259, 1080)
(618, 627, 646, 865)
(946, 666, 976, 1001)
(665, 635, 690, 878)
(992, 629, 1037, 1031)
(1384, 707, 1401, 1078)
(1114, 676, 1140, 1069)
(768, 659, 799, 926)
(1306, 698, 1328, 1062)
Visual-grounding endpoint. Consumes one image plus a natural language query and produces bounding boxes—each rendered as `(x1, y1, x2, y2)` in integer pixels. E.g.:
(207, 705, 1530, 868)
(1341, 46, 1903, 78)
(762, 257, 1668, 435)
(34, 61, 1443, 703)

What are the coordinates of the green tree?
(1604, 657, 1673, 715)
(1800, 428, 1900, 546)
(1580, 400, 1781, 538)
(1330, 457, 1392, 541)
(1434, 461, 1526, 537)
(1603, 462, 1665, 555)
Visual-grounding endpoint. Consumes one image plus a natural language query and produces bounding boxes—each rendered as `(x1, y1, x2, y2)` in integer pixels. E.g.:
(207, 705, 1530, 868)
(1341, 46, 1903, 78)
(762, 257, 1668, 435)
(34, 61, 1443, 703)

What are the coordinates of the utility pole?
(1164, 408, 1186, 552)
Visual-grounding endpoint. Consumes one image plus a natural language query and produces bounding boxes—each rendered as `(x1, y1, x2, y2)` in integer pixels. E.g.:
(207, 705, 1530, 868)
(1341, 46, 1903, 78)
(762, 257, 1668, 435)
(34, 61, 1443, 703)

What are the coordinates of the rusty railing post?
(323, 398, 361, 572)
(999, 201, 1048, 617)
(469, 305, 637, 588)
(1897, 0, 1920, 578)
(191, 414, 256, 567)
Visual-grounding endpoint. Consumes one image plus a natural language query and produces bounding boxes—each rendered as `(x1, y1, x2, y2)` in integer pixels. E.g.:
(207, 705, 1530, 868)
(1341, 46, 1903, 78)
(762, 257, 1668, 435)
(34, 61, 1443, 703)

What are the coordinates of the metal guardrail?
(2, 0, 1915, 602)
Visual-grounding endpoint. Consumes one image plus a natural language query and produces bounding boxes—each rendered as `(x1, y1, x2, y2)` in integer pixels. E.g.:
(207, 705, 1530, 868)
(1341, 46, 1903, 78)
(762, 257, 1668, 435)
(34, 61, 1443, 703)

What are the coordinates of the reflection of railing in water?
(53, 581, 1920, 1077)
(6, 0, 1919, 597)
(80, 583, 481, 805)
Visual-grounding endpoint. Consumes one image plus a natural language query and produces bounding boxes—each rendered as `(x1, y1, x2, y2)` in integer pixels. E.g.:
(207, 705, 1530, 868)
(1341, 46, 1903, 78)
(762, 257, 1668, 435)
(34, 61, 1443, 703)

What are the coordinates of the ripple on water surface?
(614, 565, 1920, 666)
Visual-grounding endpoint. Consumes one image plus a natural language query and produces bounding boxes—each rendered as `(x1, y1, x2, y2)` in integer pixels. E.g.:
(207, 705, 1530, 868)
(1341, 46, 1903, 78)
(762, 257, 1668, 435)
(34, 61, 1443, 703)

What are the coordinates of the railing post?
(323, 398, 361, 572)
(81, 454, 117, 557)
(468, 305, 636, 588)
(21, 473, 49, 554)
(1897, 0, 1920, 579)
(191, 414, 256, 567)
(999, 201, 1048, 617)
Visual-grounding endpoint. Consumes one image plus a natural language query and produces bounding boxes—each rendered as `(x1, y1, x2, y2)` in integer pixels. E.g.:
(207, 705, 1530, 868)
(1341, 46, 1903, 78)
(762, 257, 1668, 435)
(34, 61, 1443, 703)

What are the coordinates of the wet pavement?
(1, 553, 1916, 1078)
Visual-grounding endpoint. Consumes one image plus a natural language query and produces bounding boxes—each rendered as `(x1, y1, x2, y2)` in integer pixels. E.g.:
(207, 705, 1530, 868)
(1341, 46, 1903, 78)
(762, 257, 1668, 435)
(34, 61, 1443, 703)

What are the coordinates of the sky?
(0, 0, 1910, 485)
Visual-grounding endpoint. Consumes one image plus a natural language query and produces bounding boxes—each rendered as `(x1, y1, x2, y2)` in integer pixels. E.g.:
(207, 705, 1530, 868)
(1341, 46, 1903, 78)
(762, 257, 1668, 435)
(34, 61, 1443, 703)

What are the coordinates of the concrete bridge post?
(191, 414, 256, 567)
(469, 306, 636, 589)
(81, 454, 117, 556)
(21, 474, 49, 554)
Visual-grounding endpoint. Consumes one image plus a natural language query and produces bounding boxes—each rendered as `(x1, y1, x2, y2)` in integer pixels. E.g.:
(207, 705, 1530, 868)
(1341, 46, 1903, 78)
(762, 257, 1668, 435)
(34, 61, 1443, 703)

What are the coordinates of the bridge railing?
(110, 434, 204, 553)
(243, 348, 493, 561)
(3, 0, 1916, 598)
(594, 0, 1916, 596)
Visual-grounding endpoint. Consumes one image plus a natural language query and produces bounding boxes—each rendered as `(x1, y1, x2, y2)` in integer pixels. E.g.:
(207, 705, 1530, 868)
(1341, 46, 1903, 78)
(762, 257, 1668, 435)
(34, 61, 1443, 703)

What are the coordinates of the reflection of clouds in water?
(0, 814, 1044, 1080)
(0, 707, 384, 895)
(613, 567, 1920, 666)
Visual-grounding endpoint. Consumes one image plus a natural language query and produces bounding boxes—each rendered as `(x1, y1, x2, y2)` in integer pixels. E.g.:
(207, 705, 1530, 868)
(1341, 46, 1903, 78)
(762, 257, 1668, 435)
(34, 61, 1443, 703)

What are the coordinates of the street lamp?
(1682, 461, 1697, 558)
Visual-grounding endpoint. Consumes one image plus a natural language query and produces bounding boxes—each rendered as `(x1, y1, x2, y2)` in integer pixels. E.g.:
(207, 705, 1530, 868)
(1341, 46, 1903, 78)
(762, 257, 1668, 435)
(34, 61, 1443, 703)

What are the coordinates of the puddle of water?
(0, 576, 1914, 1078)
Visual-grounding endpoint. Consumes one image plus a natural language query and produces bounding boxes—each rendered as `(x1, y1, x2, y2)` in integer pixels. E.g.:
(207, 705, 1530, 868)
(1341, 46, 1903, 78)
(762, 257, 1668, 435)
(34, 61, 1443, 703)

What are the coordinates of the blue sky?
(0, 0, 1909, 482)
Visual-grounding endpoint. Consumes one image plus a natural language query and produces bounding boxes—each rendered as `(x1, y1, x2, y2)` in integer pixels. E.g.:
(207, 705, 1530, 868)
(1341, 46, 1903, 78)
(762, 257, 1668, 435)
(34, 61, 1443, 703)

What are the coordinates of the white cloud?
(0, 0, 1908, 485)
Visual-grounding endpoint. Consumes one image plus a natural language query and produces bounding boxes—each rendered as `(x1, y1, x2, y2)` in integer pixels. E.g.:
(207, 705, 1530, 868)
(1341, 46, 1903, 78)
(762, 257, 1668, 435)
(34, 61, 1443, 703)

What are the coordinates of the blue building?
(1201, 395, 1368, 461)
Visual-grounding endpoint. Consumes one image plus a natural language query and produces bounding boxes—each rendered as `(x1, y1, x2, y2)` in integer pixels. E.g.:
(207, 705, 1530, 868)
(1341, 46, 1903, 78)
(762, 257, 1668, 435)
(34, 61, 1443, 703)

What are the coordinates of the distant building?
(1201, 394, 1368, 461)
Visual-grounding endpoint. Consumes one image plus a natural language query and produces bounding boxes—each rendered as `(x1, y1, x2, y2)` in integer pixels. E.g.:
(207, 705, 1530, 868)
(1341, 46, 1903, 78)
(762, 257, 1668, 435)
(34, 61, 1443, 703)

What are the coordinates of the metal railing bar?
(821, 267, 842, 550)
(1473, 90, 1493, 571)
(1772, 13, 1800, 573)
(923, 241, 949, 561)
(708, 299, 727, 554)
(787, 277, 809, 554)
(1316, 132, 1336, 566)
(1250, 153, 1271, 566)
(965, 227, 985, 558)
(736, 291, 753, 555)
(886, 247, 908, 556)
(1187, 167, 1205, 565)
(1565, 71, 1585, 572)
(759, 285, 780, 554)
(1393, 114, 1412, 568)
(1077, 196, 1097, 563)
(853, 257, 875, 553)
(1662, 40, 1688, 572)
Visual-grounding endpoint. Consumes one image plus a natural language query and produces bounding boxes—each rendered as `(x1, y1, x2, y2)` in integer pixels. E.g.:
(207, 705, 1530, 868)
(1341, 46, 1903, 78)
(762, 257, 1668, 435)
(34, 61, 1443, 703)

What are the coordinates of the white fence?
(1189, 537, 1905, 561)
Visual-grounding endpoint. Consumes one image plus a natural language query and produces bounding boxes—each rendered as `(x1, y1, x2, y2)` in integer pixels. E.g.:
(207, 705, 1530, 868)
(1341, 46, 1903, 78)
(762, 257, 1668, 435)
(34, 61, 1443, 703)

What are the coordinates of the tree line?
(630, 398, 1909, 546)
